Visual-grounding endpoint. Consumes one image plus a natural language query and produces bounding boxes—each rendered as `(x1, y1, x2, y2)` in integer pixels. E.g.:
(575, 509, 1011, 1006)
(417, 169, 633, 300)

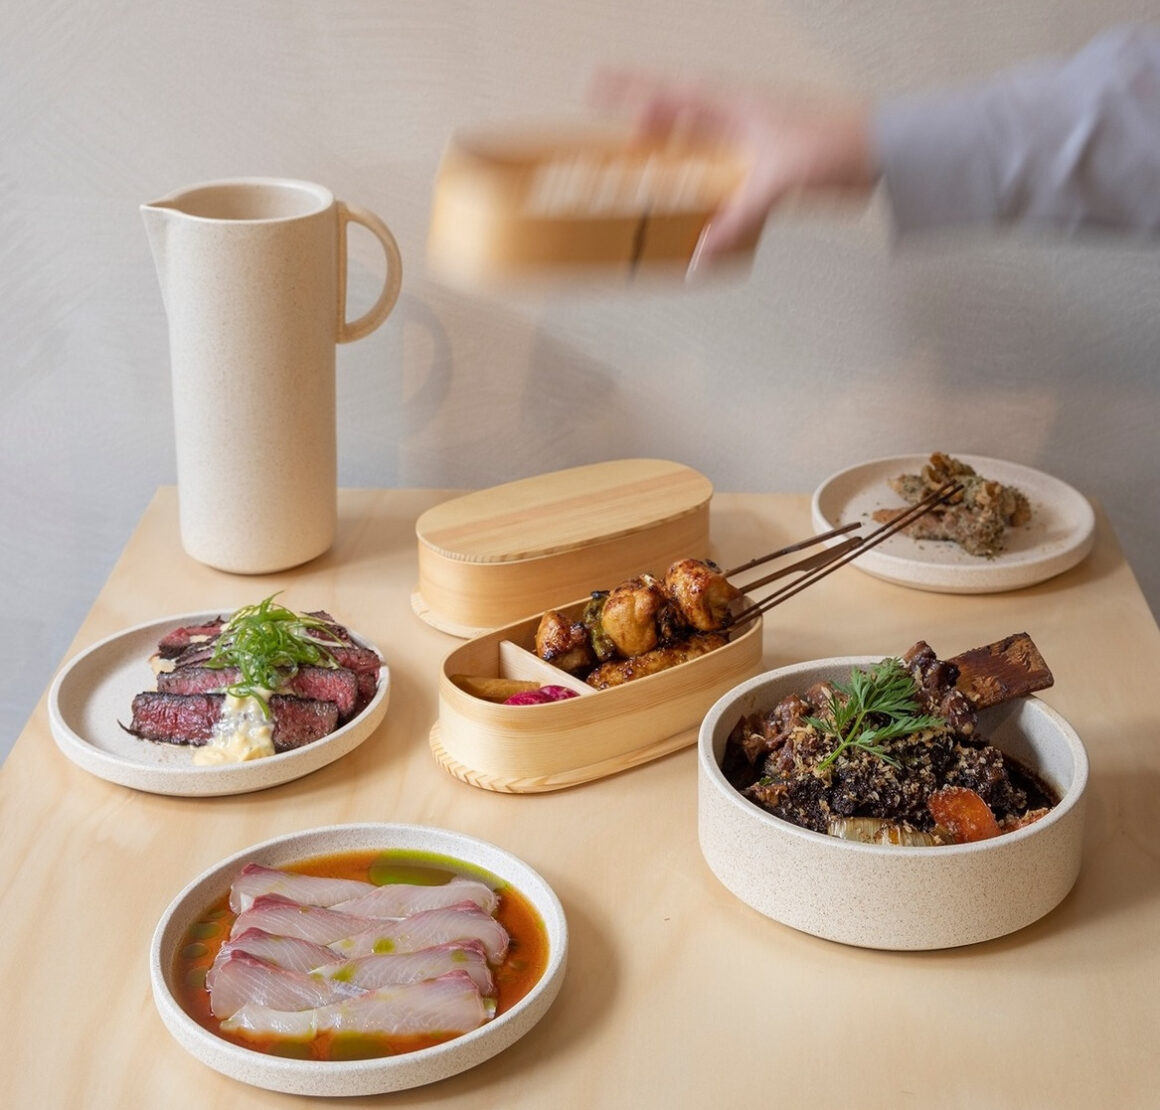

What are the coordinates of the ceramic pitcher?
(141, 177, 402, 574)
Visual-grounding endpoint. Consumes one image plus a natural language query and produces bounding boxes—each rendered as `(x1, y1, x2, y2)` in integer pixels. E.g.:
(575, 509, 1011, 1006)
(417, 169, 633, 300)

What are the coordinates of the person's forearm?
(873, 25, 1160, 234)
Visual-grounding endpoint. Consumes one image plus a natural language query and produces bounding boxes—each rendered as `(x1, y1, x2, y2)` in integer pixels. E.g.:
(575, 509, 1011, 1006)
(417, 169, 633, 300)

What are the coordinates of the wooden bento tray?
(429, 597, 764, 793)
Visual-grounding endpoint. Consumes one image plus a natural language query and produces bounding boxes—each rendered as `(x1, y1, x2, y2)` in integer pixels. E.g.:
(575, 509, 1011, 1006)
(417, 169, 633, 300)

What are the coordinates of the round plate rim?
(810, 453, 1095, 594)
(149, 822, 568, 1096)
(47, 609, 390, 796)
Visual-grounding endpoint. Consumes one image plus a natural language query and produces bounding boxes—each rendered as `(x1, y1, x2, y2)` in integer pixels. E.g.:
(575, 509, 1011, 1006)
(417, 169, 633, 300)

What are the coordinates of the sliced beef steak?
(127, 692, 220, 746)
(156, 611, 380, 708)
(155, 618, 225, 659)
(126, 693, 340, 752)
(327, 647, 381, 708)
(156, 665, 360, 720)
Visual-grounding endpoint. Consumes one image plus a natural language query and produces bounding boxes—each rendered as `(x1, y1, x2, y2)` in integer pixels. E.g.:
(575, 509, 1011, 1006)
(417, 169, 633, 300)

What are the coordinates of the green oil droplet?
(329, 1035, 392, 1061)
(270, 1040, 314, 1060)
(184, 967, 207, 991)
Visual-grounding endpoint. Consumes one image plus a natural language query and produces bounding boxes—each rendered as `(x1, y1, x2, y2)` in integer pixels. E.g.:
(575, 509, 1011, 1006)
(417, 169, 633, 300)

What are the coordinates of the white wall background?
(3, 1, 1158, 760)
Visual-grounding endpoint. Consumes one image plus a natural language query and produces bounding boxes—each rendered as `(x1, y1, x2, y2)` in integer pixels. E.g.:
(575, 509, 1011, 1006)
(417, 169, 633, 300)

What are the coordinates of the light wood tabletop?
(4, 486, 1160, 1109)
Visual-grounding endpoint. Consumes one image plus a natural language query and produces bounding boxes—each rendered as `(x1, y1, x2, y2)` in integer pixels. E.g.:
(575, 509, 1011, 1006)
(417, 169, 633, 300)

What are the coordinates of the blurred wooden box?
(412, 459, 714, 637)
(426, 125, 755, 286)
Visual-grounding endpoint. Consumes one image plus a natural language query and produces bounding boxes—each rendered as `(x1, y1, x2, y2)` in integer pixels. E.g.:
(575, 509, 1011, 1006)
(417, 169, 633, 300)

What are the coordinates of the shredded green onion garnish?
(205, 594, 343, 711)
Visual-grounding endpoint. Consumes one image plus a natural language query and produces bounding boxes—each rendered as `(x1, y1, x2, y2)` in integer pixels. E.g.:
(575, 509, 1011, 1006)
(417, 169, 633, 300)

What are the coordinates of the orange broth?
(173, 848, 549, 1061)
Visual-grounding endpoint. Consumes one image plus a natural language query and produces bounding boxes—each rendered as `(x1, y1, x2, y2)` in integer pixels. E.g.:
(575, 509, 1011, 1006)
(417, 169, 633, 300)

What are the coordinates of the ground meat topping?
(723, 643, 1055, 843)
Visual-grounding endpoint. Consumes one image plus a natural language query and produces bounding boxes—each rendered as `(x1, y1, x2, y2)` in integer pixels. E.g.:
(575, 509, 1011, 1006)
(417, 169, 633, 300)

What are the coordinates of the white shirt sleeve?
(872, 25, 1160, 234)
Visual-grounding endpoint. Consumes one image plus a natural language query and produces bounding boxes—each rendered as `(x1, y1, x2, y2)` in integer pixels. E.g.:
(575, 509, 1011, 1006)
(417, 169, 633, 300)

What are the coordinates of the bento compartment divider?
(498, 641, 593, 695)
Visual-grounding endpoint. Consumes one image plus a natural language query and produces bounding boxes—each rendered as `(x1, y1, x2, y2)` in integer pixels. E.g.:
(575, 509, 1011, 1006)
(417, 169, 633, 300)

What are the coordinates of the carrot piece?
(928, 786, 1002, 843)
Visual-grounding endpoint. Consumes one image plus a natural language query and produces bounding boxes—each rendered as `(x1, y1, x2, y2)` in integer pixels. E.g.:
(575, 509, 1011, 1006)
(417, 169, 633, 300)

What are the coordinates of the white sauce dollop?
(192, 693, 275, 765)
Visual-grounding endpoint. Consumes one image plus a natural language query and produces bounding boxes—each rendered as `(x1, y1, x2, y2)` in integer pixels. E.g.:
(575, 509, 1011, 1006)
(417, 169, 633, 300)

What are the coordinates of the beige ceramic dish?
(151, 823, 568, 1097)
(413, 459, 713, 637)
(48, 611, 389, 797)
(698, 657, 1088, 950)
(431, 597, 763, 793)
(811, 453, 1096, 594)
(428, 124, 755, 287)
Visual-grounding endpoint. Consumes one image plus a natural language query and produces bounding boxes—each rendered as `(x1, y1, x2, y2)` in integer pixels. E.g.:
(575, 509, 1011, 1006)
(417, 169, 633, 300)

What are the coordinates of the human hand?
(588, 69, 877, 271)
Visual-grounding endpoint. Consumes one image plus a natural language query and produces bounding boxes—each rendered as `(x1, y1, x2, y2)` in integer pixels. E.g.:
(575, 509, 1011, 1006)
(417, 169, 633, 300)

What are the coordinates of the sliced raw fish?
(228, 863, 374, 913)
(330, 902, 510, 964)
(215, 928, 346, 974)
(220, 971, 490, 1039)
(207, 950, 361, 1018)
(311, 941, 495, 995)
(331, 878, 500, 919)
(229, 894, 378, 945)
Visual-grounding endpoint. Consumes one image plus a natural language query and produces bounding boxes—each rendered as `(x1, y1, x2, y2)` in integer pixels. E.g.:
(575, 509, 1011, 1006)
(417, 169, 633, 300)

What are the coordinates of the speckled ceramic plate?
(150, 823, 568, 1096)
(811, 454, 1095, 594)
(47, 610, 389, 796)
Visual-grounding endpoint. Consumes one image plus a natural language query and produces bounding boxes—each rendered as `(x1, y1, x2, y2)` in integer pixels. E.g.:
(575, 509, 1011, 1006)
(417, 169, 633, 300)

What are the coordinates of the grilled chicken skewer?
(586, 632, 729, 689)
(664, 558, 742, 632)
(534, 485, 959, 688)
(534, 557, 742, 682)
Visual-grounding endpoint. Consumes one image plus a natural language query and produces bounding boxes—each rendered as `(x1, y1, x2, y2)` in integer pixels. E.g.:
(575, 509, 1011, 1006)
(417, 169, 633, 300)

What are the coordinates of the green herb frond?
(808, 657, 946, 773)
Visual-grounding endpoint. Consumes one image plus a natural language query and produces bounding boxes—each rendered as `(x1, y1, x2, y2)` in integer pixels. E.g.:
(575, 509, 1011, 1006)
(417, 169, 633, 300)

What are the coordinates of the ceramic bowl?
(151, 824, 567, 1096)
(698, 658, 1089, 950)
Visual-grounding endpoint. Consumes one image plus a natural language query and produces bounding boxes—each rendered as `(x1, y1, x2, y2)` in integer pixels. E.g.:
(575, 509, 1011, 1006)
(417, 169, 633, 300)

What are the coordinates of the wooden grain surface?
(413, 459, 713, 632)
(3, 487, 1160, 1109)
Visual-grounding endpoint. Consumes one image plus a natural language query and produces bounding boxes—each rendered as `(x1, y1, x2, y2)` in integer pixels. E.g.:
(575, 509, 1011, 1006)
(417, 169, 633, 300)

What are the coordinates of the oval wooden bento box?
(429, 597, 764, 794)
(412, 459, 715, 638)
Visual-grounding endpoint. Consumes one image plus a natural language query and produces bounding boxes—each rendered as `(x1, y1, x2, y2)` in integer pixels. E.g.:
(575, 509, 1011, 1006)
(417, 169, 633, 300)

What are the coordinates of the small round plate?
(811, 454, 1095, 594)
(47, 610, 389, 796)
(150, 823, 568, 1096)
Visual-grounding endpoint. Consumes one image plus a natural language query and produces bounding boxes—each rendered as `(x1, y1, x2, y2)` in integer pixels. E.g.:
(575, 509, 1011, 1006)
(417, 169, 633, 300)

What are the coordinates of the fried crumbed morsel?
(872, 452, 1032, 557)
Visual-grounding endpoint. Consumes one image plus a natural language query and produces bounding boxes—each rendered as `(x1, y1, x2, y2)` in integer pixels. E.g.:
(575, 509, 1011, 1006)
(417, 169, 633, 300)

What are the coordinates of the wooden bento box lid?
(413, 459, 714, 637)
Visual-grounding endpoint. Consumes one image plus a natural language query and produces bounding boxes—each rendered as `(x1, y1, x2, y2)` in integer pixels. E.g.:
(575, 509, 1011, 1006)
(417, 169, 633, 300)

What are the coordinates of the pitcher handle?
(337, 201, 403, 344)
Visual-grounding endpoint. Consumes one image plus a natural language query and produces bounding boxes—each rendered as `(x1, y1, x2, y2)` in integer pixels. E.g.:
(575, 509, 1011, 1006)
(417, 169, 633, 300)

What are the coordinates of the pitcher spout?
(140, 199, 180, 302)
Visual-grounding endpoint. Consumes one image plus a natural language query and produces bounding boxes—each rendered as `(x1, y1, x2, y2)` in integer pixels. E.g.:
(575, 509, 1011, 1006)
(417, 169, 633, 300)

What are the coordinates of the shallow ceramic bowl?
(151, 824, 567, 1096)
(49, 610, 389, 797)
(698, 658, 1088, 950)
